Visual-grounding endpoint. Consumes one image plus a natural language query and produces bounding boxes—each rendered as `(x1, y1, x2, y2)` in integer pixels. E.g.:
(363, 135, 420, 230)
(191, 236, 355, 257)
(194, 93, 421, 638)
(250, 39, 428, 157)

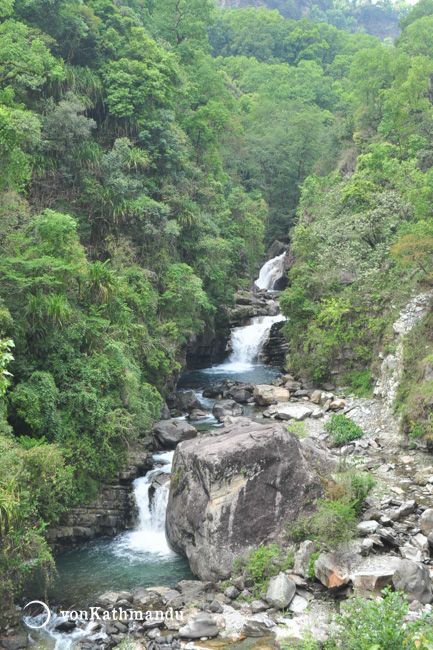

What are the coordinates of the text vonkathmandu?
(59, 607, 183, 622)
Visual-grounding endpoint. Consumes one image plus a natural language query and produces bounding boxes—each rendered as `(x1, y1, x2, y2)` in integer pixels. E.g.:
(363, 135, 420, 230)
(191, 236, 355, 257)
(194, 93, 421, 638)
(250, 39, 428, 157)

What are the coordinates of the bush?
(233, 543, 294, 595)
(287, 469, 375, 549)
(325, 414, 364, 446)
(329, 587, 433, 650)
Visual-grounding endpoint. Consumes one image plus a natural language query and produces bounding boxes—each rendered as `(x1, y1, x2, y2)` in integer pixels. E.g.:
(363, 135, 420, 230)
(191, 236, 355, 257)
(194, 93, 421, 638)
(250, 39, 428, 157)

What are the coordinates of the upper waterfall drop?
(255, 251, 287, 290)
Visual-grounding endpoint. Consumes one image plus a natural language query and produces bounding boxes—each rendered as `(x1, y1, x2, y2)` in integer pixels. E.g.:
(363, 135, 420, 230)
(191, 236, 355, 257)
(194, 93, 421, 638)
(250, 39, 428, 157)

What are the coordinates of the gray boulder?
(315, 552, 362, 590)
(242, 617, 275, 637)
(166, 420, 327, 581)
(153, 420, 197, 449)
(175, 391, 202, 412)
(179, 613, 219, 639)
(420, 509, 433, 537)
(212, 399, 243, 422)
(265, 572, 296, 609)
(392, 559, 433, 604)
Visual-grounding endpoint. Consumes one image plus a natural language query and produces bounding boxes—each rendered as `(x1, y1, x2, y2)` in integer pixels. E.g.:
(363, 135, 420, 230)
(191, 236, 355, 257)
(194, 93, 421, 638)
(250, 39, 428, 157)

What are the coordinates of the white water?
(115, 451, 174, 556)
(225, 314, 285, 370)
(23, 612, 100, 650)
(255, 251, 286, 290)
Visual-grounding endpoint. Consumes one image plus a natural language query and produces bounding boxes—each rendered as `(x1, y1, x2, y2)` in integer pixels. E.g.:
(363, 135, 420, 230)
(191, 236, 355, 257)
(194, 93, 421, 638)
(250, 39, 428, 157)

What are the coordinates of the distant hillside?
(217, 0, 410, 39)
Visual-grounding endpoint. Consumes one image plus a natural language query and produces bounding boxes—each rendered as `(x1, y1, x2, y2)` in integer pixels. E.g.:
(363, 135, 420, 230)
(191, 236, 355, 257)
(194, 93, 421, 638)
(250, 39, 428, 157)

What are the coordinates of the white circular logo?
(23, 601, 51, 629)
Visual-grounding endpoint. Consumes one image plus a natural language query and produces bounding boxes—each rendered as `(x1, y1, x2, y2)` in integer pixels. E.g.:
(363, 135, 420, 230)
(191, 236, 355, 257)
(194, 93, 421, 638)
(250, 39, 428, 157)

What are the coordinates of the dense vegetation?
(1, 0, 433, 622)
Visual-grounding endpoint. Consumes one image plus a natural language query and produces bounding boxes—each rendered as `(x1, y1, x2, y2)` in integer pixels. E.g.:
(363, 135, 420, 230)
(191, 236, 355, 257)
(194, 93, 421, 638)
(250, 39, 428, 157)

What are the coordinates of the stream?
(23, 254, 287, 648)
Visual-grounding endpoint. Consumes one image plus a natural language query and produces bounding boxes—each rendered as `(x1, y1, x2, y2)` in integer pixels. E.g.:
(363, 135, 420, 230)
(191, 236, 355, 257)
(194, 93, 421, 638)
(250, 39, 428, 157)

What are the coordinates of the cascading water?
(117, 452, 174, 556)
(255, 251, 286, 290)
(224, 314, 285, 371)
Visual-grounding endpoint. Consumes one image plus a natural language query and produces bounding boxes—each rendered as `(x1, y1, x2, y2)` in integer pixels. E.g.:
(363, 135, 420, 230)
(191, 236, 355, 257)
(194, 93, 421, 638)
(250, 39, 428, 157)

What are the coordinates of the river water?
(23, 256, 287, 646)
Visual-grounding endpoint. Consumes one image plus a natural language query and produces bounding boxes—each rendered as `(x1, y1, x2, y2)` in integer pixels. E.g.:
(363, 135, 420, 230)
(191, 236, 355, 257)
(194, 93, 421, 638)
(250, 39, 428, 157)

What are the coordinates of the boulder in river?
(166, 419, 329, 581)
(179, 613, 219, 638)
(153, 420, 197, 449)
(212, 399, 243, 422)
(253, 384, 291, 405)
(175, 390, 202, 412)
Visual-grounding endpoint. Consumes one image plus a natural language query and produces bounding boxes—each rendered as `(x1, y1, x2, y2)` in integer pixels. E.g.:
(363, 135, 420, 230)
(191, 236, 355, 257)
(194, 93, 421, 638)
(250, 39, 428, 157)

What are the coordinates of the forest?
(2, 0, 433, 627)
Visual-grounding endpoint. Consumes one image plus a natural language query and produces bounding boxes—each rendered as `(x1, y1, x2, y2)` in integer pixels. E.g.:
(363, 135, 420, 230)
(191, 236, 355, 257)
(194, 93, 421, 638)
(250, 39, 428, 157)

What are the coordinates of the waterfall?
(121, 451, 174, 555)
(224, 314, 285, 370)
(255, 251, 286, 290)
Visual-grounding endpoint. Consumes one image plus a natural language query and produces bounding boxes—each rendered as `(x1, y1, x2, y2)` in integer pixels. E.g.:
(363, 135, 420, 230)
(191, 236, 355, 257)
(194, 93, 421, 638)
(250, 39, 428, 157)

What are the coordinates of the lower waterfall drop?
(224, 314, 286, 371)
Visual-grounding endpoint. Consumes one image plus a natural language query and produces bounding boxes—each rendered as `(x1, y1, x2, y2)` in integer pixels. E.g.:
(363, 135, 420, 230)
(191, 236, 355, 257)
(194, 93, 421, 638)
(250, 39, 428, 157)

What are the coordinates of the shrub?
(344, 369, 372, 397)
(329, 587, 433, 650)
(234, 543, 294, 595)
(325, 414, 364, 446)
(307, 551, 320, 580)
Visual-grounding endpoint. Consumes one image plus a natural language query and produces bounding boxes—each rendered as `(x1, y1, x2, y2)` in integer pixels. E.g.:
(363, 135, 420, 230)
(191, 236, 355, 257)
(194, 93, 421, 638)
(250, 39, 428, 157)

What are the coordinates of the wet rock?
(314, 552, 362, 590)
(154, 420, 197, 449)
(392, 559, 433, 604)
(294, 540, 316, 578)
(253, 384, 291, 406)
(203, 385, 223, 398)
(266, 573, 296, 609)
(55, 621, 77, 632)
(212, 400, 243, 422)
(188, 409, 208, 421)
(420, 509, 433, 536)
(175, 391, 202, 412)
(166, 420, 326, 581)
(179, 613, 219, 639)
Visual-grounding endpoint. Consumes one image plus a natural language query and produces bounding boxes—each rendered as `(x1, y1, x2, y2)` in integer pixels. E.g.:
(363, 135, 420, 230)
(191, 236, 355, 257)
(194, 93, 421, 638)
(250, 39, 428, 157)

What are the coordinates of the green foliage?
(324, 414, 364, 446)
(287, 469, 374, 548)
(0, 339, 14, 397)
(306, 551, 320, 580)
(234, 543, 294, 595)
(329, 587, 433, 650)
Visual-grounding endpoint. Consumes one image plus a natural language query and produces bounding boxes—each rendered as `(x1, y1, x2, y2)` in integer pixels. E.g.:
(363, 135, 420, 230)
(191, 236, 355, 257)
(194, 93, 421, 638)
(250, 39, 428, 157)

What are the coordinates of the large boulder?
(314, 552, 362, 590)
(153, 420, 197, 449)
(166, 420, 327, 581)
(266, 573, 296, 609)
(253, 384, 291, 406)
(175, 391, 202, 412)
(179, 613, 219, 639)
(392, 559, 433, 604)
(212, 399, 243, 422)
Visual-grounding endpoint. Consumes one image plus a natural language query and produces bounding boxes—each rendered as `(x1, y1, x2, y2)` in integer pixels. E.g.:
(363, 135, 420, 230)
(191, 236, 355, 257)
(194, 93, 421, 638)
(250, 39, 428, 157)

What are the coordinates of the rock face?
(153, 420, 197, 449)
(45, 444, 153, 551)
(166, 420, 327, 581)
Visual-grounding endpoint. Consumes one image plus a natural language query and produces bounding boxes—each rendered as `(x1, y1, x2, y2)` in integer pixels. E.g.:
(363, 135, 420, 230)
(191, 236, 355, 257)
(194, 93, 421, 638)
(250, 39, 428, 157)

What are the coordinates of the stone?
(428, 531, 433, 548)
(253, 384, 291, 406)
(329, 398, 345, 409)
(179, 613, 219, 639)
(353, 560, 402, 598)
(251, 600, 269, 613)
(361, 538, 374, 556)
(98, 591, 120, 606)
(266, 573, 296, 609)
(357, 521, 379, 536)
(272, 404, 312, 421)
(242, 617, 275, 637)
(400, 544, 423, 562)
(310, 390, 323, 404)
(284, 380, 302, 391)
(377, 527, 399, 547)
(224, 586, 240, 599)
(314, 552, 362, 590)
(414, 467, 433, 487)
(175, 391, 202, 412)
(398, 501, 416, 518)
(288, 595, 309, 613)
(392, 559, 433, 604)
(203, 385, 223, 398)
(294, 540, 316, 578)
(212, 400, 243, 422)
(153, 420, 197, 449)
(420, 509, 433, 536)
(208, 599, 224, 613)
(166, 420, 327, 581)
(412, 533, 429, 553)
